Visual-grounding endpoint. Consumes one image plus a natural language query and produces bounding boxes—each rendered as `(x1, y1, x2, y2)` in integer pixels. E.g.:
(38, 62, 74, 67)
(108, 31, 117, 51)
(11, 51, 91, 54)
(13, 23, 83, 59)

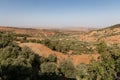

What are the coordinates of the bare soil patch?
(19, 43, 99, 66)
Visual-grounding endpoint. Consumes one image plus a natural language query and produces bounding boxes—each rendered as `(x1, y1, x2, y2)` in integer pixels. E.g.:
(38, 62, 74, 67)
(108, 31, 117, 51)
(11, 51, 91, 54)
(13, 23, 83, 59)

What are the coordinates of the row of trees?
(40, 39, 95, 54)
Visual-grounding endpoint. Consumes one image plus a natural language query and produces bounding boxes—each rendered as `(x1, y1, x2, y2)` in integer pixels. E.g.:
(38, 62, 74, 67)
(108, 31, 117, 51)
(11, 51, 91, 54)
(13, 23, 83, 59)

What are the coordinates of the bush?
(0, 33, 15, 48)
(97, 41, 107, 54)
(47, 54, 57, 62)
(88, 44, 119, 80)
(59, 59, 75, 78)
(0, 45, 39, 80)
(76, 63, 88, 80)
(40, 62, 57, 74)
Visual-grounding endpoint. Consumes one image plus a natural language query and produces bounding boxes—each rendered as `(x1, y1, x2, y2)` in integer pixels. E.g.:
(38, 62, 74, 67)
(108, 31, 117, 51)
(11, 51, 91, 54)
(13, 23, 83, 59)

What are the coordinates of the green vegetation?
(1, 30, 120, 80)
(40, 62, 57, 75)
(40, 38, 95, 54)
(14, 34, 31, 37)
(76, 63, 88, 80)
(47, 54, 57, 62)
(0, 33, 39, 80)
(59, 59, 76, 78)
(0, 32, 76, 80)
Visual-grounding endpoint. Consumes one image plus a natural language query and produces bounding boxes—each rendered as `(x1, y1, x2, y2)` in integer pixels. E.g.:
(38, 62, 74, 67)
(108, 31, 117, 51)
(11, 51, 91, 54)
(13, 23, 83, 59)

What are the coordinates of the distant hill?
(78, 24, 120, 44)
(0, 26, 58, 37)
(60, 27, 94, 32)
(0, 26, 91, 37)
(89, 24, 120, 37)
(105, 24, 120, 29)
(1, 24, 120, 44)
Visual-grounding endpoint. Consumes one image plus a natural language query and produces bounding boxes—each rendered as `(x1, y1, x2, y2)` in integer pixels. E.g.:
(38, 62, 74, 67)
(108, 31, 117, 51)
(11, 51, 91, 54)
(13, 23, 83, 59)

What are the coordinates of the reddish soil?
(19, 43, 99, 66)
(102, 35, 120, 44)
(0, 26, 55, 37)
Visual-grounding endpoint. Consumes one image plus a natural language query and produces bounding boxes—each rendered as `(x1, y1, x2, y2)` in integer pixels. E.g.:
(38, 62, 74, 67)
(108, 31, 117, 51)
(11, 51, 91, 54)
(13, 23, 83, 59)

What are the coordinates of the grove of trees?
(40, 39, 95, 54)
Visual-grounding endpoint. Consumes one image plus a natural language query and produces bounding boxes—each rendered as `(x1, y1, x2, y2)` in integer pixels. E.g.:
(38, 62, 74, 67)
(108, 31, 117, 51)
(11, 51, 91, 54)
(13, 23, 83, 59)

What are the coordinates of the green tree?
(97, 41, 107, 54)
(88, 42, 115, 80)
(0, 33, 14, 48)
(0, 45, 39, 80)
(76, 63, 88, 80)
(59, 59, 75, 78)
(47, 54, 57, 62)
(40, 62, 57, 74)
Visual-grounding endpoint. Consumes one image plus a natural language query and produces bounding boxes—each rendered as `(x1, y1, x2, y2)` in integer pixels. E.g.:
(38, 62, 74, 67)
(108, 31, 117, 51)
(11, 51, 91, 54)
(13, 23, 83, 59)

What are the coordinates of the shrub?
(76, 63, 88, 80)
(0, 45, 39, 80)
(40, 62, 57, 74)
(59, 59, 75, 78)
(47, 54, 57, 62)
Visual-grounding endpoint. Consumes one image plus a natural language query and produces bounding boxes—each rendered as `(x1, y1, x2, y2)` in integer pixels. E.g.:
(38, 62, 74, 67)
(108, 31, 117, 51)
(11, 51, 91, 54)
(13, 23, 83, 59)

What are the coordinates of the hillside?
(1, 25, 120, 65)
(78, 24, 120, 44)
(19, 43, 99, 66)
(0, 26, 56, 37)
(1, 25, 120, 80)
(89, 24, 120, 37)
(0, 26, 89, 37)
(105, 24, 120, 29)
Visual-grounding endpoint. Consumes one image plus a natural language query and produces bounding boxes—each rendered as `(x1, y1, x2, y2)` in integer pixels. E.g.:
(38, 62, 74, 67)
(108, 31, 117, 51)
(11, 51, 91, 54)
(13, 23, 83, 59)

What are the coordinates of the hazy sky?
(0, 0, 120, 28)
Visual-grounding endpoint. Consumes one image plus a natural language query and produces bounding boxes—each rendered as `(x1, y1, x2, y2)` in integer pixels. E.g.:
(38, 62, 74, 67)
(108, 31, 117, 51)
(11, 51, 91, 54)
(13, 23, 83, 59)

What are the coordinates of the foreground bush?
(59, 59, 76, 78)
